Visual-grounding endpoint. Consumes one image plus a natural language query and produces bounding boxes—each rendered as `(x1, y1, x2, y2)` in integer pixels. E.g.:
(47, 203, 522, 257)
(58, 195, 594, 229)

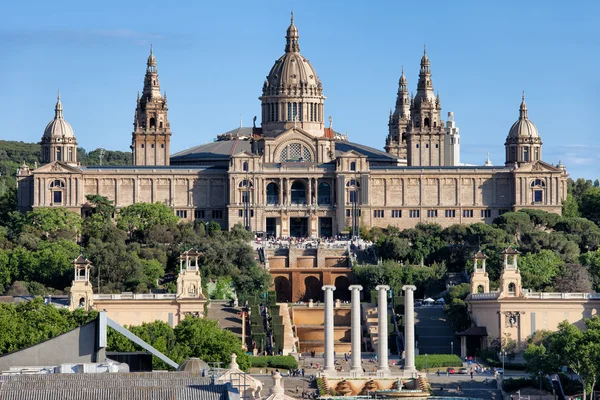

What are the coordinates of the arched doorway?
(334, 276, 351, 301)
(274, 276, 291, 303)
(318, 182, 331, 205)
(291, 181, 306, 205)
(304, 276, 322, 302)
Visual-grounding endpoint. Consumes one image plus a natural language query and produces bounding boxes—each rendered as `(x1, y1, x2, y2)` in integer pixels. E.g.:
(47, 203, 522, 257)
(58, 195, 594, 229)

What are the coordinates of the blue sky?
(2, 0, 599, 179)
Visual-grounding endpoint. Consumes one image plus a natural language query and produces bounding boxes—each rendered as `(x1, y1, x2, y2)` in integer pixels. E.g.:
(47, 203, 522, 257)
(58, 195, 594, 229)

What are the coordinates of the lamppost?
(501, 350, 506, 372)
(450, 341, 454, 355)
(425, 354, 428, 374)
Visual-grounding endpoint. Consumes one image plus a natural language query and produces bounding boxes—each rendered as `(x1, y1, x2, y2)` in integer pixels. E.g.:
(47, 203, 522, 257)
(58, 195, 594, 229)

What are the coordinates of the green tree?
(518, 250, 563, 291)
(562, 194, 580, 218)
(580, 187, 600, 226)
(22, 207, 82, 240)
(117, 202, 178, 238)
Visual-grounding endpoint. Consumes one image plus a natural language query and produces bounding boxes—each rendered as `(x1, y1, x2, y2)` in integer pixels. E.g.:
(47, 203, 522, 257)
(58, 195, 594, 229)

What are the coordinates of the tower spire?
(285, 12, 300, 53)
(55, 90, 63, 119)
(519, 91, 528, 119)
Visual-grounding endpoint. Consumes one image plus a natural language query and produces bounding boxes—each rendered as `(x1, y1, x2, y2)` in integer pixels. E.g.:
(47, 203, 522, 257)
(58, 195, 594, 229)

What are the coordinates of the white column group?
(403, 285, 417, 376)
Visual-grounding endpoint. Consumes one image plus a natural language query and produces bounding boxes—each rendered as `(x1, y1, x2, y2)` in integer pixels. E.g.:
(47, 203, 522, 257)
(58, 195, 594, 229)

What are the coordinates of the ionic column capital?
(376, 285, 390, 291)
(349, 285, 363, 291)
(402, 285, 417, 291)
(322, 285, 336, 292)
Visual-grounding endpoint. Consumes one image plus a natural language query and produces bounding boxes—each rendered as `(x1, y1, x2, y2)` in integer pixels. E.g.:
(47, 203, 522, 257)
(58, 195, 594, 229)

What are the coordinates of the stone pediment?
(274, 127, 317, 143)
(339, 149, 367, 159)
(515, 161, 562, 173)
(34, 161, 82, 174)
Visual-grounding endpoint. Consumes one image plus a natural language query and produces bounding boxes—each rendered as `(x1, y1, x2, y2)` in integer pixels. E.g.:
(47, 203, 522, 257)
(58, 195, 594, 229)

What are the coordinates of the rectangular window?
(416, 144, 419, 149)
(239, 210, 243, 217)
(435, 144, 439, 148)
(391, 210, 402, 218)
(463, 209, 474, 218)
(349, 190, 357, 204)
(427, 210, 438, 218)
(481, 210, 492, 218)
(53, 191, 62, 204)
(242, 192, 250, 203)
(151, 144, 155, 148)
(141, 144, 145, 149)
(534, 190, 543, 203)
(373, 210, 384, 218)
(212, 210, 223, 219)
(176, 210, 187, 219)
(426, 144, 429, 149)
(445, 210, 456, 218)
(409, 210, 420, 218)
(346, 209, 351, 217)
(161, 144, 165, 148)
(194, 210, 205, 219)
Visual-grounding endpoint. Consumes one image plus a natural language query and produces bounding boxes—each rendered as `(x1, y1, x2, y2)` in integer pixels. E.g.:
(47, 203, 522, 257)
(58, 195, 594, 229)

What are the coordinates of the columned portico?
(349, 285, 363, 376)
(403, 285, 417, 376)
(376, 285, 390, 377)
(322, 285, 336, 376)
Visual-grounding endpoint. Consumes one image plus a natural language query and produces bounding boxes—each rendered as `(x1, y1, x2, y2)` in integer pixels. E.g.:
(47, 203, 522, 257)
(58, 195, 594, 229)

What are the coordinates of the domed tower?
(405, 47, 446, 166)
(131, 46, 172, 166)
(259, 13, 326, 137)
(385, 66, 410, 161)
(41, 92, 78, 165)
(505, 94, 542, 165)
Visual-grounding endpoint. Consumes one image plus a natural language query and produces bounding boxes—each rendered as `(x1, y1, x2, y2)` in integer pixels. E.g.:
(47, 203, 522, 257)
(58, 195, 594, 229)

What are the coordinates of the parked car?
(446, 368, 456, 374)
(459, 368, 468, 374)
(495, 368, 504, 375)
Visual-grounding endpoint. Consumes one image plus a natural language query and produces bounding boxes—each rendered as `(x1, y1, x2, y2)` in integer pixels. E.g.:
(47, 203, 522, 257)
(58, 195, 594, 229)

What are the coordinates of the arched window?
(477, 285, 484, 294)
(242, 161, 248, 172)
(279, 143, 312, 162)
(318, 182, 331, 205)
(350, 162, 356, 171)
(507, 283, 516, 296)
(50, 179, 65, 188)
(346, 179, 360, 187)
(424, 117, 430, 128)
(290, 181, 306, 205)
(150, 118, 156, 128)
(238, 179, 253, 188)
(159, 121, 163, 128)
(266, 183, 279, 205)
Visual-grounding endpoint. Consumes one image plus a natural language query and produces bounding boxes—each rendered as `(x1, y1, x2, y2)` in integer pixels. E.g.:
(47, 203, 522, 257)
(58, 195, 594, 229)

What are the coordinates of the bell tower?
(405, 47, 445, 166)
(470, 251, 490, 294)
(499, 248, 522, 298)
(131, 46, 172, 166)
(385, 66, 410, 161)
(69, 255, 94, 311)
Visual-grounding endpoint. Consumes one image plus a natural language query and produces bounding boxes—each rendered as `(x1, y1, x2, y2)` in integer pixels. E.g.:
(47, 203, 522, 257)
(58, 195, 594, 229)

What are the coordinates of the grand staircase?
(206, 300, 243, 340)
(414, 306, 459, 355)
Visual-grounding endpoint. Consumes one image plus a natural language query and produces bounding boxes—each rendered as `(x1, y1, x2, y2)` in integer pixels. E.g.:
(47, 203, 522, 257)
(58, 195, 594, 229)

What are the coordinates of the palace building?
(17, 14, 568, 237)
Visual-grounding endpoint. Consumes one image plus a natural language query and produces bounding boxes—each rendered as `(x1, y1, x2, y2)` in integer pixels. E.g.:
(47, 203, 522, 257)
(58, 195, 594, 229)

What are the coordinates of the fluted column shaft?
(403, 285, 417, 374)
(349, 285, 363, 373)
(376, 285, 390, 375)
(322, 285, 336, 375)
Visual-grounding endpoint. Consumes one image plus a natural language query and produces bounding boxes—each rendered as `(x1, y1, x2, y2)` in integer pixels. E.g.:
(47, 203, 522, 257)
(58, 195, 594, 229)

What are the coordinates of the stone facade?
(17, 15, 568, 235)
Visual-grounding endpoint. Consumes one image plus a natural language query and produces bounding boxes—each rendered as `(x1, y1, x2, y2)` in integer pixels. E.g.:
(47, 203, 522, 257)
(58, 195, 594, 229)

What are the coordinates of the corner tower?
(405, 48, 445, 166)
(259, 13, 326, 137)
(505, 94, 542, 165)
(41, 93, 78, 165)
(131, 46, 172, 166)
(385, 66, 410, 161)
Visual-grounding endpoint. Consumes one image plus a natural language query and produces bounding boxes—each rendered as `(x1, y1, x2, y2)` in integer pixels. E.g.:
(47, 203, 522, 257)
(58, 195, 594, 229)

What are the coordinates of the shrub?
(249, 356, 298, 370)
(414, 354, 462, 370)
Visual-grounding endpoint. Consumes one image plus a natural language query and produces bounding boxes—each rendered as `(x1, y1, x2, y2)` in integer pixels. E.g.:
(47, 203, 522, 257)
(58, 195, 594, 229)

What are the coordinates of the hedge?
(415, 354, 462, 370)
(249, 356, 298, 370)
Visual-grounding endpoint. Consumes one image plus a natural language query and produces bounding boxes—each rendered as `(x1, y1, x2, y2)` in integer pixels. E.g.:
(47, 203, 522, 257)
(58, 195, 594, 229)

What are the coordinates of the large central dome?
(259, 13, 326, 137)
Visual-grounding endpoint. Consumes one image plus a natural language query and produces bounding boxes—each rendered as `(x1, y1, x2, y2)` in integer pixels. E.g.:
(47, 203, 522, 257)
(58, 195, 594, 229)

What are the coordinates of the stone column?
(322, 285, 336, 376)
(349, 285, 363, 376)
(376, 285, 390, 376)
(403, 285, 417, 376)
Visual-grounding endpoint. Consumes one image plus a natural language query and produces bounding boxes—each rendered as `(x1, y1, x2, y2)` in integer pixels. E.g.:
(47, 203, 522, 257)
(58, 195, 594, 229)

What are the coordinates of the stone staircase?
(362, 304, 379, 352)
(206, 300, 243, 340)
(278, 303, 298, 355)
(414, 306, 459, 355)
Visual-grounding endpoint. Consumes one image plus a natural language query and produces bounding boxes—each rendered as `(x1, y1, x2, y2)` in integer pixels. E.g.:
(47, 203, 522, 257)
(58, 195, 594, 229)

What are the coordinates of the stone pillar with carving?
(322, 285, 336, 376)
(349, 285, 363, 375)
(403, 285, 417, 376)
(376, 285, 390, 376)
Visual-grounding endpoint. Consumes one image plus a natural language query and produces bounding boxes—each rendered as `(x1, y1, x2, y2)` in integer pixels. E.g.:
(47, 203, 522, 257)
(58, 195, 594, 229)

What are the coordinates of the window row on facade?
(264, 102, 322, 123)
(369, 208, 507, 219)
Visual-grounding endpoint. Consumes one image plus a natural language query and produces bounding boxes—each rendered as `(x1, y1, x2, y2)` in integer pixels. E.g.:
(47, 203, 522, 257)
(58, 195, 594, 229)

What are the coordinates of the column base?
(322, 368, 337, 377)
(376, 369, 391, 378)
(402, 368, 418, 378)
(349, 370, 363, 378)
